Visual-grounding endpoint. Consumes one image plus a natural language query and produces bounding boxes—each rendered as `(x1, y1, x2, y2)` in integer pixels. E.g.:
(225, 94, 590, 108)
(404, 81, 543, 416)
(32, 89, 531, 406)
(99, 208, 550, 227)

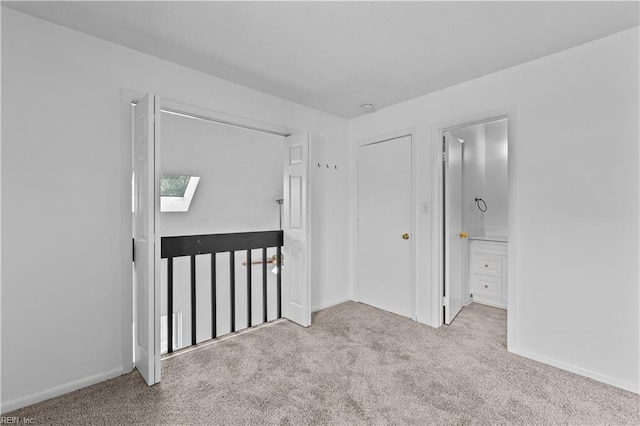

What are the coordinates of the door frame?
(431, 106, 518, 350)
(120, 89, 293, 375)
(353, 129, 418, 320)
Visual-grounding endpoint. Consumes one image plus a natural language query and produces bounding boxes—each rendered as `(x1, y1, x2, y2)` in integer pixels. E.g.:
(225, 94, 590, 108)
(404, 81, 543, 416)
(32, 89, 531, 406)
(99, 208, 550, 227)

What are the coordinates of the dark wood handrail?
(161, 230, 283, 258)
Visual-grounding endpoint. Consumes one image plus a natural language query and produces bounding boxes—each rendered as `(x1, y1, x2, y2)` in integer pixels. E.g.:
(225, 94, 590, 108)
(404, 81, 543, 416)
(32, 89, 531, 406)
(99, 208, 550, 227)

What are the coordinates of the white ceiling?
(4, 1, 639, 118)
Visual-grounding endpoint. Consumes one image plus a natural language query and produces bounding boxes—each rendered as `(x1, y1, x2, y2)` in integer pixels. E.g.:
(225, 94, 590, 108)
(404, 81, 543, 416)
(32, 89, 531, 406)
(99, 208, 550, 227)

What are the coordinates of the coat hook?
(334, 165, 338, 169)
(317, 163, 321, 167)
(326, 164, 330, 168)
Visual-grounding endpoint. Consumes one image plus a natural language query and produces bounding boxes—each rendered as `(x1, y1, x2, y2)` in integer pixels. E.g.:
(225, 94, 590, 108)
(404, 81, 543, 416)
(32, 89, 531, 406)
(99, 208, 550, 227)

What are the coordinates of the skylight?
(161, 175, 191, 197)
(160, 175, 200, 212)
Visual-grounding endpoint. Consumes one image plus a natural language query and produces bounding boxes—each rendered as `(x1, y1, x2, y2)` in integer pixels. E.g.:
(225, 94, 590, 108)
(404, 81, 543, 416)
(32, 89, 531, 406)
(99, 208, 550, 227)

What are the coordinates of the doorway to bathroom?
(441, 117, 511, 325)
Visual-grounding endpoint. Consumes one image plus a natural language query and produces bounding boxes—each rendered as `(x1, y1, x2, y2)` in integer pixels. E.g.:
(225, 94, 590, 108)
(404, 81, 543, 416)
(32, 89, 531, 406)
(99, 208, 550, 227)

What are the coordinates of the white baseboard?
(510, 346, 639, 394)
(312, 297, 350, 313)
(472, 295, 507, 309)
(1, 367, 125, 414)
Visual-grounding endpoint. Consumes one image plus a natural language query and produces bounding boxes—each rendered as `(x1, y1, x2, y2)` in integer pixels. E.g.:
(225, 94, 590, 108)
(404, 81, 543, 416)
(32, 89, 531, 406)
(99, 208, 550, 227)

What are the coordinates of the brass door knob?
(402, 233, 410, 240)
(459, 232, 468, 238)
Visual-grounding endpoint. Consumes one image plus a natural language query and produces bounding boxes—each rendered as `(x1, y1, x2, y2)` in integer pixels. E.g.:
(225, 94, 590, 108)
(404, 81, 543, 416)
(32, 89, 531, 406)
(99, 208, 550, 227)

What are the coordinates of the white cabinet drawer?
(472, 254, 503, 277)
(472, 274, 503, 298)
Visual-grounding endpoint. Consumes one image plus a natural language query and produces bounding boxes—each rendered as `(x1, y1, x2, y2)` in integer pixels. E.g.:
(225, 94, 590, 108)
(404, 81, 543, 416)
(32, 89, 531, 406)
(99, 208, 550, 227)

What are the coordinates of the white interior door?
(282, 133, 311, 327)
(357, 135, 413, 318)
(444, 131, 464, 324)
(133, 93, 161, 385)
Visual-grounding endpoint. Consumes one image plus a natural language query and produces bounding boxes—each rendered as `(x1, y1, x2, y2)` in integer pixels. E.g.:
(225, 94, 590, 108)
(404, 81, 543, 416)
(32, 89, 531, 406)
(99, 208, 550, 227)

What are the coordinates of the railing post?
(211, 253, 217, 339)
(247, 249, 252, 328)
(262, 248, 268, 322)
(191, 255, 197, 346)
(276, 246, 282, 319)
(168, 257, 173, 354)
(230, 251, 235, 333)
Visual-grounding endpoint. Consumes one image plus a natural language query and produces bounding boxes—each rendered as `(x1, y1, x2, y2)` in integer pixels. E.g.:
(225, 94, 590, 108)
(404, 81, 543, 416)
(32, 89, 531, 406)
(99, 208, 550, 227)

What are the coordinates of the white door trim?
(120, 89, 138, 374)
(431, 106, 518, 351)
(353, 128, 418, 320)
(120, 89, 295, 373)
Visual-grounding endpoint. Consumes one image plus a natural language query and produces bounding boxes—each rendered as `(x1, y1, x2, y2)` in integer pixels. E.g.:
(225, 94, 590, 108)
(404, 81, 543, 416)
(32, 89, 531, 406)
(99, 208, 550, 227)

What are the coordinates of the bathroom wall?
(483, 120, 508, 236)
(459, 123, 486, 236)
(459, 120, 508, 238)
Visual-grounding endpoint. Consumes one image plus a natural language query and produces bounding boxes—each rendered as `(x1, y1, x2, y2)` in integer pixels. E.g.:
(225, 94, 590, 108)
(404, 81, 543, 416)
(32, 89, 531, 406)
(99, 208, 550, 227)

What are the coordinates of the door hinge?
(442, 296, 449, 307)
(132, 238, 135, 262)
(442, 152, 447, 162)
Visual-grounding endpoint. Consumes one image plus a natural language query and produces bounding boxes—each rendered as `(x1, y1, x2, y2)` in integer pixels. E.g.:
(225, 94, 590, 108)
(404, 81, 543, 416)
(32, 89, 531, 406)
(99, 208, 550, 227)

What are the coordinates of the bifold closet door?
(282, 133, 311, 327)
(133, 93, 161, 385)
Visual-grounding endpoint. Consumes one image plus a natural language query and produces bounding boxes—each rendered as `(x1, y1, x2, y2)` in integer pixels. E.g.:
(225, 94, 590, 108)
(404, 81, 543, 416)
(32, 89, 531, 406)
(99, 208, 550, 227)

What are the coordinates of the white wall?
(483, 120, 508, 236)
(459, 124, 486, 236)
(458, 119, 509, 238)
(160, 111, 284, 236)
(1, 8, 349, 411)
(349, 27, 639, 392)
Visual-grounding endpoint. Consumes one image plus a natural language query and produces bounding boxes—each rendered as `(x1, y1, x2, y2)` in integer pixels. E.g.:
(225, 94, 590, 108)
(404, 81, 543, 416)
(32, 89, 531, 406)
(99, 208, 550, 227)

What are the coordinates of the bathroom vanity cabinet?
(469, 238, 507, 309)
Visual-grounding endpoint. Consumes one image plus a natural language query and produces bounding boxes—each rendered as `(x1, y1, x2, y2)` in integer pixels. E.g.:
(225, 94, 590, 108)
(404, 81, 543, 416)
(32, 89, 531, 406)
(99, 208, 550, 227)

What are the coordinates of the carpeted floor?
(7, 302, 640, 425)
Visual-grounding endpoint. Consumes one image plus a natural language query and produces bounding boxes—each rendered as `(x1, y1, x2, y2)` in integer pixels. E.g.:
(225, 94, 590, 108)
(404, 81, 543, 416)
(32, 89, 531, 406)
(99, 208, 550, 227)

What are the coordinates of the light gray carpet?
(7, 302, 639, 424)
